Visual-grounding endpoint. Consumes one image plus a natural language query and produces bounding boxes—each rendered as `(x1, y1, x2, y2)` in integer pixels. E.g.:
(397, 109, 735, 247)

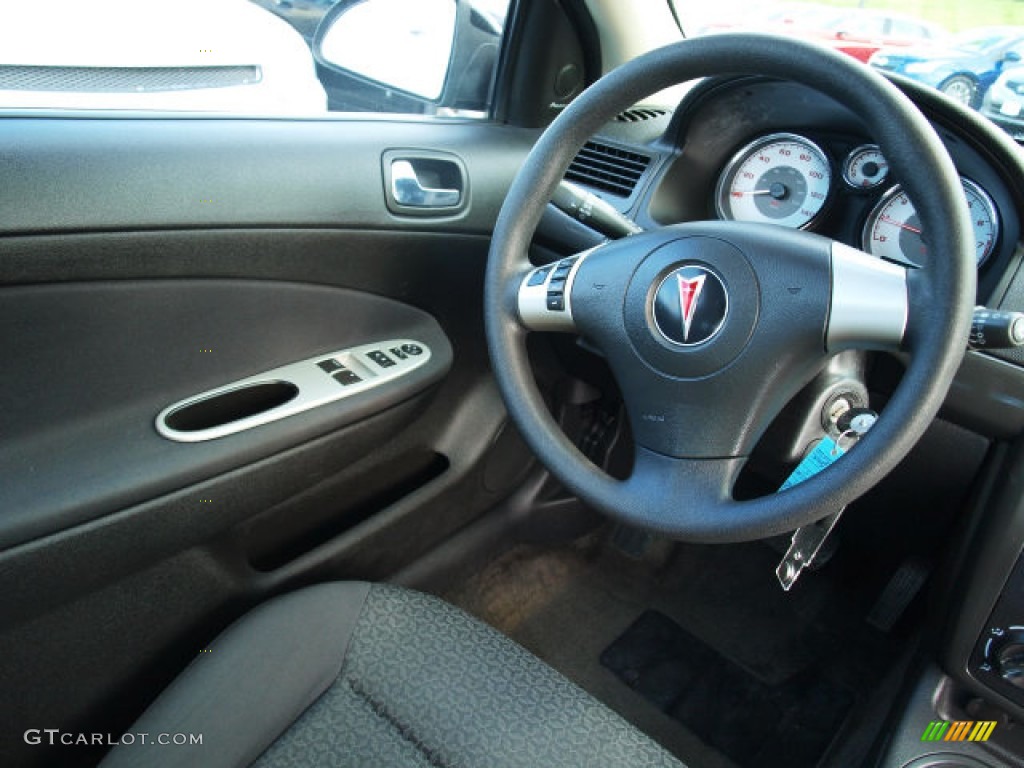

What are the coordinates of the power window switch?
(317, 359, 343, 374)
(367, 350, 397, 368)
(390, 347, 408, 360)
(332, 369, 362, 386)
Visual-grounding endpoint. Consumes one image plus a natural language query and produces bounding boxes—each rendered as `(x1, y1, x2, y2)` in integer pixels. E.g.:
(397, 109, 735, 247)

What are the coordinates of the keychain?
(775, 411, 877, 590)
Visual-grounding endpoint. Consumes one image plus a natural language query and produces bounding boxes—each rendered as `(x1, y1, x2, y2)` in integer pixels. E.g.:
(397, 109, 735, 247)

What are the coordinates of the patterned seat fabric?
(100, 582, 684, 768)
(254, 585, 683, 767)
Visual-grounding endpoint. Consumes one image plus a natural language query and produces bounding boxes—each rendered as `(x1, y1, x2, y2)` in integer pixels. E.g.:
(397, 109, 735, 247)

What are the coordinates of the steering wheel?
(484, 34, 976, 543)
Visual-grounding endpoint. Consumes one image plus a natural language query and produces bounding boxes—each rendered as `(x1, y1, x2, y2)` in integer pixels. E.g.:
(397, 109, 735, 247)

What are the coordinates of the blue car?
(980, 65, 1024, 140)
(869, 26, 1024, 107)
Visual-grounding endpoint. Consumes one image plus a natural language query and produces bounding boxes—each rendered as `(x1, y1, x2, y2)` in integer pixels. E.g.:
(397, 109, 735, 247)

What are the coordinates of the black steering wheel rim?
(484, 33, 976, 542)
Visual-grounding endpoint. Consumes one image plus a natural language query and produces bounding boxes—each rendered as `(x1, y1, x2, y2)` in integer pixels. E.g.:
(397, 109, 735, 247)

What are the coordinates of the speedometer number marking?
(716, 133, 832, 230)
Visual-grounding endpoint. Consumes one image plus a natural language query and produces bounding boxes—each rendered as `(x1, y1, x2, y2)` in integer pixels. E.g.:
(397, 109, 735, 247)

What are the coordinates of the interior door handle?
(391, 160, 461, 208)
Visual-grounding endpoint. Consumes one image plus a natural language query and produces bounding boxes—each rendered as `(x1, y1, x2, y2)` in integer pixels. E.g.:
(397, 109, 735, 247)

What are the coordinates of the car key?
(775, 411, 878, 591)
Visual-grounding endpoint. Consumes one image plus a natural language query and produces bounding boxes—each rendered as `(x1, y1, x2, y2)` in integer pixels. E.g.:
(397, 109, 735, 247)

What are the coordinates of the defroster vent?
(565, 141, 651, 198)
(615, 108, 668, 122)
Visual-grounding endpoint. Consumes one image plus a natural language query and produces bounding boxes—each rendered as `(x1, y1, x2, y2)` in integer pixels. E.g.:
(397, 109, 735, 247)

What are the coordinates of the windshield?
(674, 0, 1024, 141)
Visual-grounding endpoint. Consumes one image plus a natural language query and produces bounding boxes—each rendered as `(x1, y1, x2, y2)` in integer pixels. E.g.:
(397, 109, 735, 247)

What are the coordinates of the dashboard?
(592, 76, 1024, 306)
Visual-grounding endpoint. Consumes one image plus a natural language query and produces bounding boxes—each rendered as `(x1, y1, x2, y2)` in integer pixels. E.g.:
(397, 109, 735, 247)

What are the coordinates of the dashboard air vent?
(565, 141, 651, 197)
(615, 107, 668, 122)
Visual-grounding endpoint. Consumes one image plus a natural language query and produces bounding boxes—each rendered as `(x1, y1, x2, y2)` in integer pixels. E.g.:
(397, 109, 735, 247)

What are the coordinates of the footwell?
(601, 610, 853, 768)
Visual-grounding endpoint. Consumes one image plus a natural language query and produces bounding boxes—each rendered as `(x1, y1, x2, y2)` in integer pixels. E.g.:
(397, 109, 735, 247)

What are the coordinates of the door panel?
(0, 117, 534, 235)
(0, 114, 538, 766)
(1, 279, 451, 548)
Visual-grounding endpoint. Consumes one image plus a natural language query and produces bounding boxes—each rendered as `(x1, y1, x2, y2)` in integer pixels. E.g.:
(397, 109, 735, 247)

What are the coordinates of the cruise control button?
(366, 350, 396, 368)
(547, 295, 565, 311)
(528, 266, 553, 286)
(317, 359, 343, 374)
(548, 278, 566, 292)
(332, 369, 362, 386)
(401, 343, 423, 356)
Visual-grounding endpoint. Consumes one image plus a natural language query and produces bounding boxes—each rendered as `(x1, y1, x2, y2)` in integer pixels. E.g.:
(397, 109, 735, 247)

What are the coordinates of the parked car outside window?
(0, 0, 328, 113)
(981, 64, 1024, 139)
(870, 26, 1024, 107)
(0, 0, 509, 117)
(676, 0, 1024, 141)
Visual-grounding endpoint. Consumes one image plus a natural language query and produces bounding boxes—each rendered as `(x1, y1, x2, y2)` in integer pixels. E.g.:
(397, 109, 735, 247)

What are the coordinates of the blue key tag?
(779, 436, 846, 492)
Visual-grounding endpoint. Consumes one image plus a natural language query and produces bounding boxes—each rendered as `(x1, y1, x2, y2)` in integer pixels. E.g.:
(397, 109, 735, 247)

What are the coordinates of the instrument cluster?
(714, 131, 999, 268)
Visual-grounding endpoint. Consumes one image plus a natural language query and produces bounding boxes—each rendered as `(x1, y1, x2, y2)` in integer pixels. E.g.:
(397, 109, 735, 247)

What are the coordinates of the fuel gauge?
(843, 145, 889, 190)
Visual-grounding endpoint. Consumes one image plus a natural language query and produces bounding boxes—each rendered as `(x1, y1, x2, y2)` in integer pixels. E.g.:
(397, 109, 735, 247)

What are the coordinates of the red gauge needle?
(732, 189, 773, 196)
(880, 215, 922, 235)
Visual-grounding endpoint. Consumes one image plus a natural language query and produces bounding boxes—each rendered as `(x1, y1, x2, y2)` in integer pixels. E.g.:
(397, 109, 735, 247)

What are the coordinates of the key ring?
(833, 429, 859, 455)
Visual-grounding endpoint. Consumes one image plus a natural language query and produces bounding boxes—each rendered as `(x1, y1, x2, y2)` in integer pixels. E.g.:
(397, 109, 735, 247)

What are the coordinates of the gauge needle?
(733, 189, 773, 196)
(880, 215, 922, 235)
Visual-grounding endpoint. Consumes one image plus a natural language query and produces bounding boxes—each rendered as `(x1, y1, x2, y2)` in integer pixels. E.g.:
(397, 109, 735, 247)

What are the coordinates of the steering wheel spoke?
(515, 247, 600, 333)
(617, 447, 744, 534)
(827, 242, 909, 352)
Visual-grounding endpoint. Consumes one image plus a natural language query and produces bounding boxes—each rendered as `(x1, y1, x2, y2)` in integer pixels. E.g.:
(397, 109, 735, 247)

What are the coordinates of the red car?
(695, 2, 946, 63)
(810, 8, 948, 62)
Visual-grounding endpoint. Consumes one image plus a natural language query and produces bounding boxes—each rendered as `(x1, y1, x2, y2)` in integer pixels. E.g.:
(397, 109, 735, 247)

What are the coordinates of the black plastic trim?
(0, 116, 536, 236)
(942, 436, 1024, 722)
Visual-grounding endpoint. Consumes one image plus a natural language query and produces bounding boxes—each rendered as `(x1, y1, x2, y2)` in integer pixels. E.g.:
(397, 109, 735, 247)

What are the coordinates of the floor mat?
(443, 535, 897, 768)
(601, 610, 854, 768)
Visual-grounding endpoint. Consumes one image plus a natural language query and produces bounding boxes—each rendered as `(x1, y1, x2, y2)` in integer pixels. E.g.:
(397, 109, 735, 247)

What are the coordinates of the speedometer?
(715, 133, 832, 229)
(861, 178, 999, 267)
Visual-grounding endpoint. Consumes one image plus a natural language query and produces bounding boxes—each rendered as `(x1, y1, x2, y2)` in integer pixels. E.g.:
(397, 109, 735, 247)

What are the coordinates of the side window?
(0, 0, 509, 118)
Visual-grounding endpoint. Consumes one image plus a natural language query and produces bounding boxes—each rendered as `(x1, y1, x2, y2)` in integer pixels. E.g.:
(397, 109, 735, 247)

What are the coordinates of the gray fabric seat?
(100, 582, 684, 768)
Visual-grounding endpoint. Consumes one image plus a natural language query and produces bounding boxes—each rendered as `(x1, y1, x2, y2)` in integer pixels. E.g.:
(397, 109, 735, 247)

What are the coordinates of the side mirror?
(313, 0, 503, 114)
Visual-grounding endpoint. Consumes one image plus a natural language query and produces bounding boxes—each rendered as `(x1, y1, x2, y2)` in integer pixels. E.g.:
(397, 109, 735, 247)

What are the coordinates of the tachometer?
(715, 133, 832, 229)
(861, 178, 999, 267)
